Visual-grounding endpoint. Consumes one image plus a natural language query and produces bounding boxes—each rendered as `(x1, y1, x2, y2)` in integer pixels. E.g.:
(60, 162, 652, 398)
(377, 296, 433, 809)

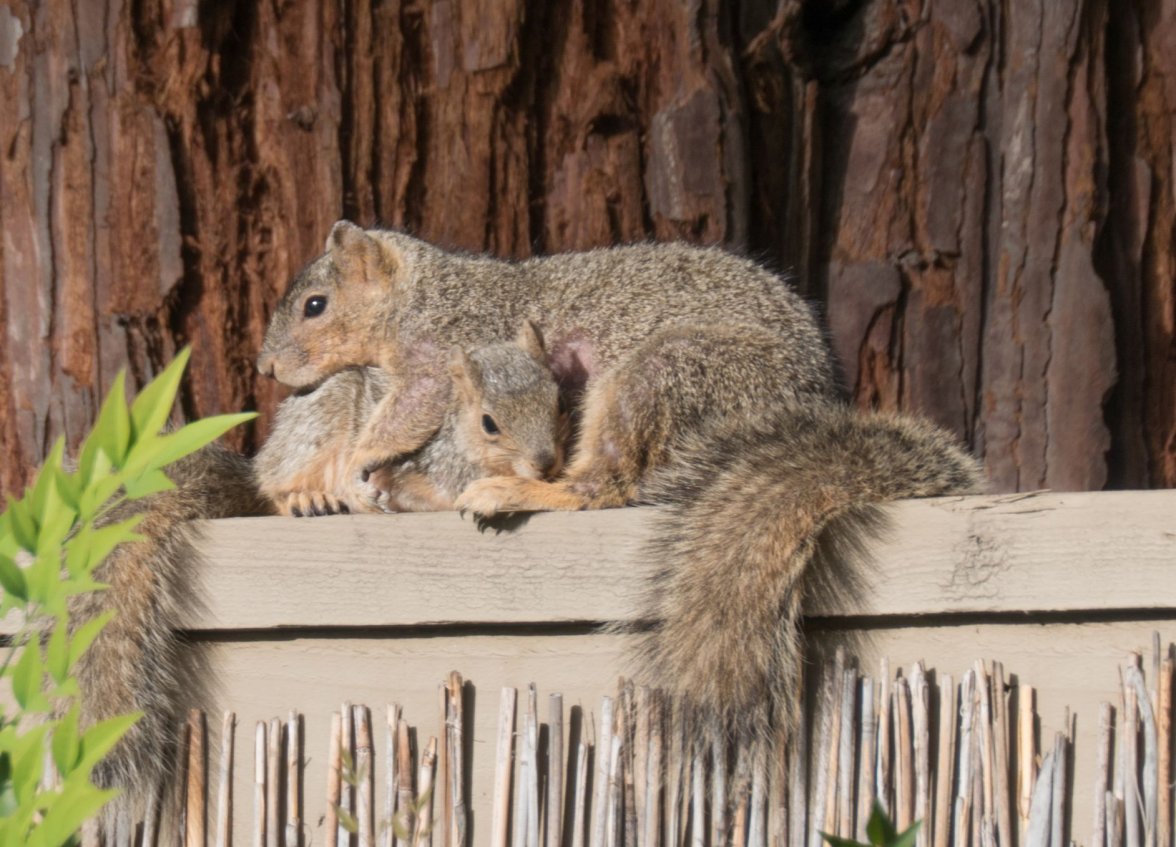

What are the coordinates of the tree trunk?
(0, 0, 1172, 495)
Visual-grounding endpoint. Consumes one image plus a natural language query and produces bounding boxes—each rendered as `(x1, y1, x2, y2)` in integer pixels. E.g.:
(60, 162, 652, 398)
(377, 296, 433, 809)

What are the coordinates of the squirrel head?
(448, 321, 567, 481)
(258, 221, 402, 388)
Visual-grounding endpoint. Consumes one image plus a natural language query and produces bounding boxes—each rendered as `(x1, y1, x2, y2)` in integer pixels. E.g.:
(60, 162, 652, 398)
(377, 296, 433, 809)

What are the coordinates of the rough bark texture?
(0, 0, 1173, 495)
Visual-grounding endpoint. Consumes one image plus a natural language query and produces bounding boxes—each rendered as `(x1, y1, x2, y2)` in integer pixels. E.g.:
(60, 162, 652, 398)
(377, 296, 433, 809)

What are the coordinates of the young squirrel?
(257, 221, 983, 748)
(254, 320, 565, 515)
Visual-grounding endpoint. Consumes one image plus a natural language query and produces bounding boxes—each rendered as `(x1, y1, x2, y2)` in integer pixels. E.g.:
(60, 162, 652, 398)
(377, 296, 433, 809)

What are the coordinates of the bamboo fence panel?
(111, 638, 1176, 847)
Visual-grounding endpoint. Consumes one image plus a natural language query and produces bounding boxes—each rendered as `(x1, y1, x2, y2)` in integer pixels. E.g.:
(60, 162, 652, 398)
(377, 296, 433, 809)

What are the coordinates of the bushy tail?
(628, 403, 982, 746)
(68, 443, 273, 824)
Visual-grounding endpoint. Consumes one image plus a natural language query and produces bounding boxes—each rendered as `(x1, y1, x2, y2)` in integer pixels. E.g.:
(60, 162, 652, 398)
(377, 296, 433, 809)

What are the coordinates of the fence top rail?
(167, 489, 1174, 633)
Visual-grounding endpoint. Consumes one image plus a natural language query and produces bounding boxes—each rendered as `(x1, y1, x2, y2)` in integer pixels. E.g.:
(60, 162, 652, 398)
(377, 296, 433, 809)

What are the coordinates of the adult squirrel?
(255, 320, 566, 515)
(73, 323, 565, 827)
(258, 221, 984, 745)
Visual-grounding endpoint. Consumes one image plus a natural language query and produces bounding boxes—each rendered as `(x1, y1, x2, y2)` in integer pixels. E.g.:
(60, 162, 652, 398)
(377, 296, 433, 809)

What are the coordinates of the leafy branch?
(0, 348, 255, 846)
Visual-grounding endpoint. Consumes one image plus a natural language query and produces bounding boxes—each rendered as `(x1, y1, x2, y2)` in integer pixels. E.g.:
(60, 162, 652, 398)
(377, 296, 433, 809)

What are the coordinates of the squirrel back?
(256, 221, 835, 404)
(627, 402, 983, 745)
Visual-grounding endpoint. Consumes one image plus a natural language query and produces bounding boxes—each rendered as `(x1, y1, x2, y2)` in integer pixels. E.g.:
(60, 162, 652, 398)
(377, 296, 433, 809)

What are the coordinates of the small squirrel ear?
(448, 347, 482, 399)
(327, 220, 399, 283)
(326, 220, 364, 253)
(516, 319, 547, 363)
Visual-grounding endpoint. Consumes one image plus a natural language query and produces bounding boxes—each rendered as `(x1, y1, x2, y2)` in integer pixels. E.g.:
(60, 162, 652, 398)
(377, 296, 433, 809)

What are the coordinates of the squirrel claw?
(282, 491, 347, 517)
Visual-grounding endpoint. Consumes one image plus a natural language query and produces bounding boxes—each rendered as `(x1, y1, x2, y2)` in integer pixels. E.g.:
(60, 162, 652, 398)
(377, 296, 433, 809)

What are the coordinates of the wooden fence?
(86, 491, 1176, 846)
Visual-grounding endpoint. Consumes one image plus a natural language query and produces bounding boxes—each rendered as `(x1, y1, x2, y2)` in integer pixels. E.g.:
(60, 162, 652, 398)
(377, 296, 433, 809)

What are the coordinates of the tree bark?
(0, 0, 1172, 495)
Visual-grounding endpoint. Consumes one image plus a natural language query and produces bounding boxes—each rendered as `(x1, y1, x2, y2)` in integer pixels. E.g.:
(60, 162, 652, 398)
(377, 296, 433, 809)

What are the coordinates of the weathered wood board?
(192, 490, 1176, 630)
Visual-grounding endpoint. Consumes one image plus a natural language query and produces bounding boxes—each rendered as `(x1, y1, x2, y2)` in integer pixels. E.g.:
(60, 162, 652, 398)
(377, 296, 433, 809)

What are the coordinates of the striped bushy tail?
(69, 444, 273, 828)
(628, 403, 983, 747)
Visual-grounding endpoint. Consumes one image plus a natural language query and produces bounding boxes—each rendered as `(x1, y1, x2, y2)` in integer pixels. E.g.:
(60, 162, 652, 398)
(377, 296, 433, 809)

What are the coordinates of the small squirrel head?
(258, 221, 401, 388)
(449, 321, 566, 481)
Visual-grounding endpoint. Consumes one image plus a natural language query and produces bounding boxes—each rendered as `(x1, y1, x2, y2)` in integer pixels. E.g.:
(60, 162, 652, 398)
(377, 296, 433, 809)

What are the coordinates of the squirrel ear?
(448, 347, 482, 400)
(516, 319, 547, 363)
(326, 220, 364, 253)
(327, 220, 398, 283)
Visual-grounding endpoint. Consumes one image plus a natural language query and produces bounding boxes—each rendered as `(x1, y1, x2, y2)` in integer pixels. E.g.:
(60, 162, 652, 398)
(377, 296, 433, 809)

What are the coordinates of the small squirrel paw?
(350, 460, 396, 514)
(281, 491, 350, 517)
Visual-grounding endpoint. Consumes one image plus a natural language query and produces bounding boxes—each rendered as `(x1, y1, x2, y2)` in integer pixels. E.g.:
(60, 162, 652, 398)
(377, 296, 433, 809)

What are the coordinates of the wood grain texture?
(184, 490, 1176, 632)
(2, 0, 1174, 497)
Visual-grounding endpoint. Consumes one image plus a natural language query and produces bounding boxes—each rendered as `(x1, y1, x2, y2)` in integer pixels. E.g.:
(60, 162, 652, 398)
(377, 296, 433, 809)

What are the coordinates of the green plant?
(0, 348, 255, 846)
(333, 746, 433, 841)
(821, 802, 921, 847)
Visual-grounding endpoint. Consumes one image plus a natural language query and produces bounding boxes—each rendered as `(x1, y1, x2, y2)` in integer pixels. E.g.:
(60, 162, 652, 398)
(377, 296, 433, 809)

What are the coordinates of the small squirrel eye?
(304, 295, 328, 318)
(481, 414, 500, 436)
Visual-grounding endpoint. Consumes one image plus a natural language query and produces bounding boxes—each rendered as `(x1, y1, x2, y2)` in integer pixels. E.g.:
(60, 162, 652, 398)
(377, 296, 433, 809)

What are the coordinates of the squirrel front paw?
(279, 491, 351, 517)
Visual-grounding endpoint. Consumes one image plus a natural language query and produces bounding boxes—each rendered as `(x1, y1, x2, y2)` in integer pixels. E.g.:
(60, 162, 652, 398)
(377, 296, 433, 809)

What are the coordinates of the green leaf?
(76, 712, 141, 772)
(0, 554, 27, 602)
(29, 774, 118, 847)
(76, 468, 121, 523)
(9, 723, 49, 804)
(51, 458, 82, 514)
(334, 804, 358, 834)
(48, 677, 79, 701)
(9, 644, 41, 711)
(91, 370, 132, 469)
(26, 442, 61, 520)
(133, 412, 257, 473)
(821, 834, 868, 847)
(51, 705, 80, 775)
(129, 347, 191, 440)
(35, 472, 79, 560)
(67, 612, 112, 671)
(69, 516, 143, 577)
(5, 495, 37, 554)
(890, 820, 921, 847)
(0, 752, 14, 812)
(866, 801, 897, 847)
(24, 548, 64, 611)
(46, 619, 70, 685)
(122, 468, 176, 500)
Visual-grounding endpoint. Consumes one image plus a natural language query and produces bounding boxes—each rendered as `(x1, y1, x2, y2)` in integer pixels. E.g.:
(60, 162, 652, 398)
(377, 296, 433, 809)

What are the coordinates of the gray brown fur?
(628, 404, 983, 746)
(258, 221, 838, 512)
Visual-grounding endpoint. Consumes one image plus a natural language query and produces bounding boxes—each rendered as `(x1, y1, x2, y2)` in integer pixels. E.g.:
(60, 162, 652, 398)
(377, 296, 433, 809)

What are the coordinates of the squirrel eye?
(481, 414, 500, 436)
(304, 295, 328, 318)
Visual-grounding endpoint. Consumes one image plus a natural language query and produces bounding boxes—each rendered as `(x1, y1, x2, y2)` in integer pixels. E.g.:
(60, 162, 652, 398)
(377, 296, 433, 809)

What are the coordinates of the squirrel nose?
(257, 353, 275, 378)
